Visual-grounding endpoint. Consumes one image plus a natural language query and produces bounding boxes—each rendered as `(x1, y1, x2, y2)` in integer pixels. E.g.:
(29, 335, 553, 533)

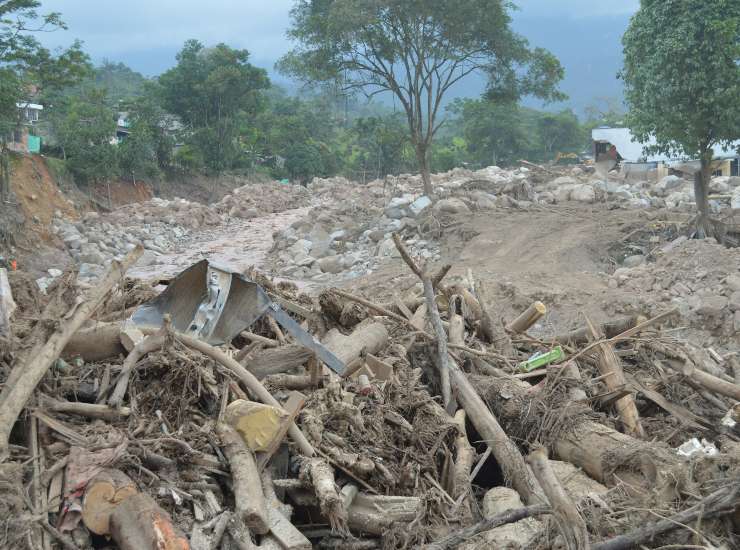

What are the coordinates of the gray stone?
(83, 211, 100, 223)
(729, 291, 740, 312)
(571, 184, 596, 203)
(732, 187, 740, 209)
(368, 230, 385, 243)
(550, 176, 578, 187)
(288, 239, 312, 259)
(623, 254, 645, 268)
(377, 238, 401, 258)
(726, 274, 740, 292)
(655, 175, 684, 197)
(330, 229, 347, 242)
(554, 184, 575, 203)
(384, 206, 406, 220)
(696, 295, 728, 316)
(295, 255, 316, 267)
(47, 268, 63, 278)
(409, 195, 432, 217)
(317, 256, 344, 274)
(78, 263, 104, 279)
(433, 198, 470, 215)
(735, 311, 740, 333)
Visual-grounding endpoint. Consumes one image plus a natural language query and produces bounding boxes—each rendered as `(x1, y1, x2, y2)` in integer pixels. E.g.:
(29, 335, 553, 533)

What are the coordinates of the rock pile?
(606, 236, 740, 340)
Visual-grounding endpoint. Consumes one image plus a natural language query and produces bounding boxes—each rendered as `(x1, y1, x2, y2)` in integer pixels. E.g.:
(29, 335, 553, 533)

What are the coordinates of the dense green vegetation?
(2, 1, 613, 190)
(621, 0, 740, 237)
(279, 0, 565, 194)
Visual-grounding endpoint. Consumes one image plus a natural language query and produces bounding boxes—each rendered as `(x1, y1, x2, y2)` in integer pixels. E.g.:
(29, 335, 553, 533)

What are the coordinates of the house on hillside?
(7, 102, 43, 154)
(592, 127, 740, 180)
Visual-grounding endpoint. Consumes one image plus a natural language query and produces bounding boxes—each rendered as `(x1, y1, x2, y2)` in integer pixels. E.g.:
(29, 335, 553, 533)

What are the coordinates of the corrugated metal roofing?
(592, 127, 740, 164)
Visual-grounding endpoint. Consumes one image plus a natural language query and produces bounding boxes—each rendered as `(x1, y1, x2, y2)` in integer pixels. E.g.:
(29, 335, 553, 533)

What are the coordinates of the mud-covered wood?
(586, 316, 645, 439)
(245, 344, 315, 379)
(82, 468, 138, 535)
(527, 447, 590, 550)
(109, 492, 190, 550)
(217, 423, 270, 534)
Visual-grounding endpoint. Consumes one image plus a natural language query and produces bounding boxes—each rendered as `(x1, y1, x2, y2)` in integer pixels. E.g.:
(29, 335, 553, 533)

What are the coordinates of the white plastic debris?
(676, 438, 718, 458)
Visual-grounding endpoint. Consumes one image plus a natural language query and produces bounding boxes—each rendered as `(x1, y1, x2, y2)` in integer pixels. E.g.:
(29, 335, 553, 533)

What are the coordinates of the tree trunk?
(694, 155, 713, 238)
(415, 142, 433, 196)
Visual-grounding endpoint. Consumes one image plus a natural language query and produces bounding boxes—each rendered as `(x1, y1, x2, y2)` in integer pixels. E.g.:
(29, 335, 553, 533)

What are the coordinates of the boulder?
(317, 256, 344, 274)
(377, 238, 401, 258)
(554, 184, 575, 203)
(571, 184, 596, 203)
(654, 175, 685, 197)
(729, 291, 740, 313)
(727, 274, 740, 292)
(695, 295, 728, 317)
(731, 187, 740, 209)
(433, 198, 470, 215)
(550, 176, 578, 188)
(408, 195, 432, 217)
(623, 254, 645, 268)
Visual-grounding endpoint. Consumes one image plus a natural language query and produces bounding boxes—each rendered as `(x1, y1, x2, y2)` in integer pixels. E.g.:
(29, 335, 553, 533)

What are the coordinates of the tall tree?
(621, 0, 740, 237)
(449, 99, 531, 167)
(159, 40, 269, 174)
(537, 110, 583, 160)
(280, 0, 564, 196)
(0, 0, 88, 200)
(53, 88, 118, 184)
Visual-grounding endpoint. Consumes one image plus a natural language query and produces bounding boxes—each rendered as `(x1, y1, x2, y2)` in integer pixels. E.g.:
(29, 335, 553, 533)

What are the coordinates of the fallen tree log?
(82, 468, 138, 535)
(554, 316, 641, 346)
(322, 322, 389, 366)
(346, 493, 420, 536)
(586, 316, 644, 439)
(450, 367, 542, 505)
(301, 457, 347, 532)
(109, 492, 190, 550)
(0, 245, 143, 459)
(245, 344, 315, 379)
(42, 398, 130, 421)
(527, 447, 590, 550)
(217, 423, 270, 534)
(469, 367, 690, 498)
(477, 281, 514, 357)
(62, 321, 126, 362)
(451, 410, 474, 521)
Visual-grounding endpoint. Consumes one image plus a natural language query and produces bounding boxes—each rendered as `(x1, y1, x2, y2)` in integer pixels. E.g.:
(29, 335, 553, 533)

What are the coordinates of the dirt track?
(345, 204, 649, 335)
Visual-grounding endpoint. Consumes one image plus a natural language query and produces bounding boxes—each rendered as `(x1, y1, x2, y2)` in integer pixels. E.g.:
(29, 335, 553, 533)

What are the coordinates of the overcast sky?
(39, 1, 638, 69)
(37, 1, 639, 112)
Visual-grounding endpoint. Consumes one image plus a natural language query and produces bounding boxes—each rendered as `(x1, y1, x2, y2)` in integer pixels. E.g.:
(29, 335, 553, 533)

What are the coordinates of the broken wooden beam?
(586, 315, 645, 439)
(527, 447, 590, 550)
(217, 423, 270, 534)
(506, 301, 546, 334)
(109, 492, 190, 550)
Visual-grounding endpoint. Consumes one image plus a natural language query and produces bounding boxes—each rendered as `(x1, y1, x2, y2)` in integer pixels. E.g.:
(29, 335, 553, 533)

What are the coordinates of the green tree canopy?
(279, 0, 564, 195)
(53, 88, 118, 184)
(0, 0, 89, 201)
(537, 109, 583, 159)
(159, 40, 270, 174)
(621, 0, 740, 236)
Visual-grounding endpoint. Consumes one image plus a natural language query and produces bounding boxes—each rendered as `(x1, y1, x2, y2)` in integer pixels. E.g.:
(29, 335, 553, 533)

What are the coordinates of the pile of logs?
(0, 240, 739, 550)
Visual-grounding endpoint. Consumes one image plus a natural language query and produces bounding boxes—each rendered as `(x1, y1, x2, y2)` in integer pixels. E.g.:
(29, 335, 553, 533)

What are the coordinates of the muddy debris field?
(1, 167, 740, 550)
